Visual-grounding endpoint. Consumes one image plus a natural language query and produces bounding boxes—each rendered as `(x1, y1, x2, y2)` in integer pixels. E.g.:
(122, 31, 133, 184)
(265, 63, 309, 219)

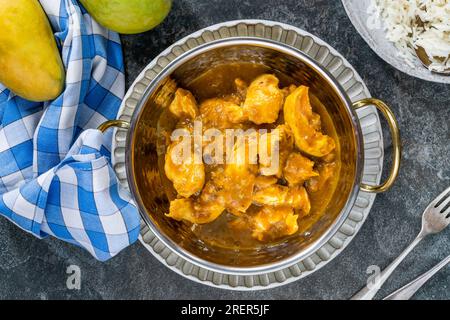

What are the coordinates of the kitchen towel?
(0, 0, 140, 261)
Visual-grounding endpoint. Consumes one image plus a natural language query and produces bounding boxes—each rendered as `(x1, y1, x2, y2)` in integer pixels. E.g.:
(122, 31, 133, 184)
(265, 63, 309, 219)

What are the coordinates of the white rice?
(371, 0, 450, 72)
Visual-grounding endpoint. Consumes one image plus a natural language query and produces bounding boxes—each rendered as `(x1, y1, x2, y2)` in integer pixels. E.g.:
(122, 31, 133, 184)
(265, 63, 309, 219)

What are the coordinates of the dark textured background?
(0, 0, 449, 300)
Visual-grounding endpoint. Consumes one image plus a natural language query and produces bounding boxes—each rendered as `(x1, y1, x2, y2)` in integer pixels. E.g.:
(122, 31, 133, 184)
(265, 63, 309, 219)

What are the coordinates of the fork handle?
(351, 234, 424, 300)
(383, 255, 450, 300)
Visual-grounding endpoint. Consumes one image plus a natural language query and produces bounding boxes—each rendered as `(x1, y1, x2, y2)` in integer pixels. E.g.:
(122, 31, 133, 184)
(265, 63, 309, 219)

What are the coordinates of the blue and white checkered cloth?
(0, 0, 140, 261)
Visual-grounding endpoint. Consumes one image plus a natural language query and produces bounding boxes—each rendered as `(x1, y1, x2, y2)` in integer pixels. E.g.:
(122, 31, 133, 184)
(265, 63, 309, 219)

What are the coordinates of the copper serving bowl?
(99, 38, 401, 275)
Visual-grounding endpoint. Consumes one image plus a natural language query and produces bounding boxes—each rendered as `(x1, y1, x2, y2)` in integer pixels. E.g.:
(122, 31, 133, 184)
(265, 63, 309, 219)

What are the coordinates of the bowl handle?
(98, 119, 131, 132)
(353, 98, 401, 193)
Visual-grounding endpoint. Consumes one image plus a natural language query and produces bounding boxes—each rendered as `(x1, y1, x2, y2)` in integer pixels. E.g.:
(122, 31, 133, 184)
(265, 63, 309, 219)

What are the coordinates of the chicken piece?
(167, 170, 227, 224)
(200, 133, 258, 216)
(219, 168, 256, 216)
(283, 152, 319, 185)
(253, 184, 288, 207)
(166, 198, 224, 224)
(251, 206, 299, 241)
(252, 184, 311, 212)
(225, 149, 257, 215)
(200, 98, 247, 130)
(218, 134, 258, 215)
(243, 74, 284, 124)
(281, 84, 297, 97)
(195, 167, 255, 218)
(284, 86, 336, 157)
(235, 78, 248, 101)
(168, 88, 199, 120)
(258, 124, 294, 177)
(295, 186, 311, 216)
(254, 175, 278, 191)
(222, 94, 242, 106)
(306, 161, 337, 193)
(164, 139, 205, 198)
(284, 87, 321, 130)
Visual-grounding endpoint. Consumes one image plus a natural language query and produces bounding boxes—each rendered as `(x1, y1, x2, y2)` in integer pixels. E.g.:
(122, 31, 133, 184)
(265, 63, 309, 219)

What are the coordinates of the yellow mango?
(0, 0, 65, 102)
(80, 0, 172, 34)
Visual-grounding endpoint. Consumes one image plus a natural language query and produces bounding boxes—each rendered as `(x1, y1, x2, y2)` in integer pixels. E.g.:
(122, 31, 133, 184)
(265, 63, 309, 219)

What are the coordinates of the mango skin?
(80, 0, 172, 34)
(0, 0, 65, 102)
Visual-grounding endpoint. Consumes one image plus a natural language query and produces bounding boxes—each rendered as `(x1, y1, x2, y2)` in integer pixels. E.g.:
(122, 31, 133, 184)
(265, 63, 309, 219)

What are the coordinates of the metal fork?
(383, 255, 450, 300)
(414, 46, 450, 76)
(351, 186, 450, 300)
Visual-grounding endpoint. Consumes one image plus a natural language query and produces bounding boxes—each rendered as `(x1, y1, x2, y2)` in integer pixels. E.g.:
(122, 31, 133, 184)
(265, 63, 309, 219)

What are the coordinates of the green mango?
(0, 0, 65, 102)
(80, 0, 172, 34)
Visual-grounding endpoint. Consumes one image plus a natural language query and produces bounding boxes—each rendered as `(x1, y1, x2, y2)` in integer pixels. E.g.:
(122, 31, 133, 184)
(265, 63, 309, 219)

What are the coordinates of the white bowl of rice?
(342, 0, 450, 83)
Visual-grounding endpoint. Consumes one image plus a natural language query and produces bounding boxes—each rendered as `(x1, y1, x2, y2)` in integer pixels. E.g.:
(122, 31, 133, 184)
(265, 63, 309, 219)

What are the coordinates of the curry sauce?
(159, 63, 341, 250)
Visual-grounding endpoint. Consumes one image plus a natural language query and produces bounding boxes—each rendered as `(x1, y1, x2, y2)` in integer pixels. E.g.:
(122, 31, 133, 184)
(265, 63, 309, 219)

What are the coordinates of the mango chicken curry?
(162, 72, 341, 247)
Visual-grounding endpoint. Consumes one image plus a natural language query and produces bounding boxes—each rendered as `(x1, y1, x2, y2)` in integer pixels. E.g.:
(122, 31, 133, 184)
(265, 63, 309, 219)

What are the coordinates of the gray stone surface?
(0, 0, 448, 300)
